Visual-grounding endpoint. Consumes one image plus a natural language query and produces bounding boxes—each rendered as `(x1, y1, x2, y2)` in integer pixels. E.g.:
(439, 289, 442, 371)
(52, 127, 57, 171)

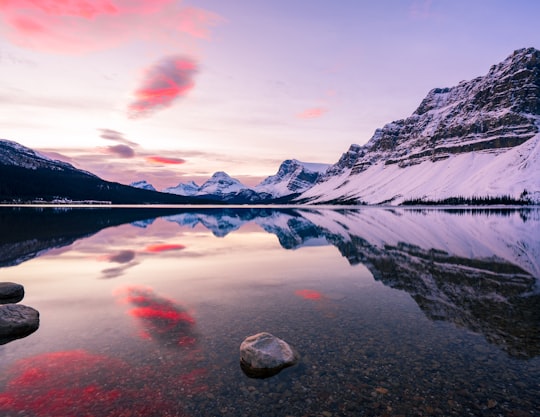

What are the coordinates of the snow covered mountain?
(164, 161, 329, 202)
(299, 47, 540, 205)
(255, 159, 330, 197)
(163, 172, 275, 203)
(164, 172, 248, 198)
(164, 180, 200, 196)
(130, 180, 156, 192)
(197, 171, 247, 195)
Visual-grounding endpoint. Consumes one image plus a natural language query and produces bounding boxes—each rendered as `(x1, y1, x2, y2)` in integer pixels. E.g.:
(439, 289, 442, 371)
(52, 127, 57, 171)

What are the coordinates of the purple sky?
(1, 0, 539, 189)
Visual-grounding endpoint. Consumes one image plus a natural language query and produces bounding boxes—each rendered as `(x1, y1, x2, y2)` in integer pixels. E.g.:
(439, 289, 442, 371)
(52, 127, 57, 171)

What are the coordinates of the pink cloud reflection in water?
(114, 285, 197, 348)
(0, 350, 177, 417)
(295, 289, 324, 300)
(0, 285, 210, 416)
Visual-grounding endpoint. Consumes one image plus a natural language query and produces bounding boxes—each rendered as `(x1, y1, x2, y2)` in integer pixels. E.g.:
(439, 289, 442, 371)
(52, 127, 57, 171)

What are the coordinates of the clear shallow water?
(0, 207, 539, 417)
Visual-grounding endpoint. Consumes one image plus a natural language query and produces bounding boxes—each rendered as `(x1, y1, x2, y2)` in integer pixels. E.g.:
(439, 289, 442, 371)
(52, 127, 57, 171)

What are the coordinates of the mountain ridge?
(1, 47, 539, 205)
(0, 140, 213, 204)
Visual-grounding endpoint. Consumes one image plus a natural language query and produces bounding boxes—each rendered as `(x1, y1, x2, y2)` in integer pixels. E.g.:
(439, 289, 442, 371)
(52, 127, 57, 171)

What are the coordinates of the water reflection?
(0, 207, 191, 268)
(0, 206, 539, 416)
(115, 285, 197, 348)
(98, 250, 138, 279)
(295, 289, 324, 300)
(0, 206, 538, 360)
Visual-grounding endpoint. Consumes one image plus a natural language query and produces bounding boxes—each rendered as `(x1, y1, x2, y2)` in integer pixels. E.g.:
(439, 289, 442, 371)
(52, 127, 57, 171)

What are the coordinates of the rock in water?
(0, 304, 40, 345)
(240, 332, 298, 378)
(0, 282, 24, 304)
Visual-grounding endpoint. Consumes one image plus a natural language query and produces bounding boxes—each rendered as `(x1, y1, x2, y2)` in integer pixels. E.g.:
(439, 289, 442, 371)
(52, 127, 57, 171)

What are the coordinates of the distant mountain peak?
(163, 180, 200, 196)
(211, 171, 231, 179)
(130, 180, 156, 192)
(256, 159, 330, 197)
(199, 171, 248, 195)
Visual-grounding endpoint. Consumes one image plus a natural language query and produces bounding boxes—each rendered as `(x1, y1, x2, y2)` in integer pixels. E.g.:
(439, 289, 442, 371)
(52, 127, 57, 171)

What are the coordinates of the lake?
(0, 206, 539, 417)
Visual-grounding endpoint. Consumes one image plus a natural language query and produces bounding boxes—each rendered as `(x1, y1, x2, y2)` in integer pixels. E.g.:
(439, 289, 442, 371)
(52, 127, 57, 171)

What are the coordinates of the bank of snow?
(300, 126, 540, 205)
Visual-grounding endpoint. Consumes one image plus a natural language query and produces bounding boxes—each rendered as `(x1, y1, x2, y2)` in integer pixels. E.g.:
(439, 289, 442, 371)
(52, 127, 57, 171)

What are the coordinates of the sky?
(1, 0, 539, 190)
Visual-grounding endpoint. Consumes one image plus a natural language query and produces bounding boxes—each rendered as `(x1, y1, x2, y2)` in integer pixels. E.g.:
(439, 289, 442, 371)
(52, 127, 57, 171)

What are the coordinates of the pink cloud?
(6, 0, 119, 18)
(297, 107, 328, 119)
(146, 155, 186, 165)
(0, 0, 223, 53)
(175, 7, 223, 40)
(128, 56, 197, 118)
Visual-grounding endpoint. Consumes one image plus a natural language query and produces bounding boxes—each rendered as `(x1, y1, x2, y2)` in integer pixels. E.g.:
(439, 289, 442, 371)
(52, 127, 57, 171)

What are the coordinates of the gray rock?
(240, 332, 298, 378)
(0, 282, 24, 304)
(0, 304, 40, 345)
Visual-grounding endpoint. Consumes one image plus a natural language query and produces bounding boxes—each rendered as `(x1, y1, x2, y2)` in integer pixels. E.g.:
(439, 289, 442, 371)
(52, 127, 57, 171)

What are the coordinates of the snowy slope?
(302, 125, 540, 204)
(0, 138, 95, 175)
(300, 47, 540, 205)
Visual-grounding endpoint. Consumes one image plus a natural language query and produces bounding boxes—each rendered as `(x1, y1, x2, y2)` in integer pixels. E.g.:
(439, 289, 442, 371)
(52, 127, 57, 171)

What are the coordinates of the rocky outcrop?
(240, 332, 298, 378)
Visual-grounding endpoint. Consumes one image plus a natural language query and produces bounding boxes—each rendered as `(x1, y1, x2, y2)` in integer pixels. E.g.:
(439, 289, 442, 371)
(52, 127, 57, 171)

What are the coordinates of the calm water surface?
(0, 207, 538, 417)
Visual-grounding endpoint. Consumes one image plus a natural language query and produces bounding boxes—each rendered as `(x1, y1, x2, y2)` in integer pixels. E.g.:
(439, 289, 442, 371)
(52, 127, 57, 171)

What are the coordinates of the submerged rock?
(0, 304, 40, 345)
(240, 332, 298, 378)
(0, 282, 24, 304)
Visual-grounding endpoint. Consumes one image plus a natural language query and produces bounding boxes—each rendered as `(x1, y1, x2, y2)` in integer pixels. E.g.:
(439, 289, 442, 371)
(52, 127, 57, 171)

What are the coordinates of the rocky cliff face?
(301, 48, 540, 205)
(360, 47, 539, 169)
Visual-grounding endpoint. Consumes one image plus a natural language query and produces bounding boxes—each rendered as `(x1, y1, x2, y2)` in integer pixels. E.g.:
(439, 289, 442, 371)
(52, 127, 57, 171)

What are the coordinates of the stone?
(0, 282, 24, 304)
(0, 304, 40, 345)
(240, 332, 298, 378)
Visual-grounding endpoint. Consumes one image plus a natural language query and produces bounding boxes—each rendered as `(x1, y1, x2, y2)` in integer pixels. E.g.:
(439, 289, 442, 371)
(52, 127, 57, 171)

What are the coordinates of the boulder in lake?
(240, 332, 298, 378)
(0, 282, 24, 304)
(0, 304, 40, 345)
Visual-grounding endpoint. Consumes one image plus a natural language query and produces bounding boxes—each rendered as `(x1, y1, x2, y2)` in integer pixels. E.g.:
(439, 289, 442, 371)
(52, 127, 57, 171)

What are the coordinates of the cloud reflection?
(98, 249, 138, 279)
(114, 285, 197, 348)
(295, 289, 323, 300)
(144, 243, 186, 253)
(0, 350, 171, 416)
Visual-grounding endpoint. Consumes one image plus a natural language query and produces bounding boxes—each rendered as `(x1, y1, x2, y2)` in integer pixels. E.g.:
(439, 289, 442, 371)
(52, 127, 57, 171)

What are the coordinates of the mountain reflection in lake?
(0, 206, 538, 417)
